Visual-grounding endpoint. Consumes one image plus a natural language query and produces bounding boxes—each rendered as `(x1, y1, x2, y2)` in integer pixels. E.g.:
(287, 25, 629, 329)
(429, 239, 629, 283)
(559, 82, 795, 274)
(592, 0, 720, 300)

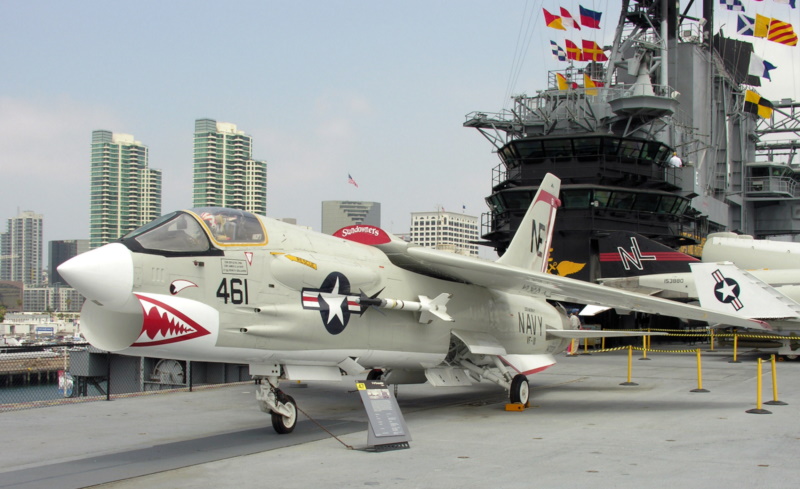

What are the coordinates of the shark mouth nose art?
(133, 294, 211, 346)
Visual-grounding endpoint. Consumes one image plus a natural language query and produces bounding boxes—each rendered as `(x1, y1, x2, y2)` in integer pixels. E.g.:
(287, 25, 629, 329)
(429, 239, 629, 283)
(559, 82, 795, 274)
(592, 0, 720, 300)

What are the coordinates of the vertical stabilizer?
(598, 231, 699, 278)
(497, 173, 561, 272)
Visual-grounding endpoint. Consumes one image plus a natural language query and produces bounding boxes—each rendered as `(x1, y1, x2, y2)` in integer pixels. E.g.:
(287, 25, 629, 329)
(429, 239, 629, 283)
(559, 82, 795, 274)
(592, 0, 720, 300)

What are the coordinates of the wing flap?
(500, 354, 557, 376)
(452, 329, 507, 355)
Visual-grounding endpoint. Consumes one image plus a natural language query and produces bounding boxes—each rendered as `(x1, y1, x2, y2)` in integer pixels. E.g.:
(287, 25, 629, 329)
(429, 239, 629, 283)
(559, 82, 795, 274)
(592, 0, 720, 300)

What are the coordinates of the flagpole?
(660, 0, 670, 94)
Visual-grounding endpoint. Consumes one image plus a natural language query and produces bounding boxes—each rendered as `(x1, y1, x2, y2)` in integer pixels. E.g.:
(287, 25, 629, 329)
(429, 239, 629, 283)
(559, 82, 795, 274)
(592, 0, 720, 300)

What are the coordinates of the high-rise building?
(23, 286, 84, 313)
(321, 201, 381, 235)
(193, 119, 268, 215)
(410, 210, 479, 257)
(90, 130, 162, 249)
(0, 211, 43, 285)
(49, 239, 90, 286)
(0, 231, 7, 282)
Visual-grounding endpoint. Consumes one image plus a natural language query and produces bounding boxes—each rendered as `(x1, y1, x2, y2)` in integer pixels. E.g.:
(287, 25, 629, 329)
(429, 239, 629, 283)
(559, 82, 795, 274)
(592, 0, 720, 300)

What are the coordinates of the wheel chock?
(505, 401, 529, 411)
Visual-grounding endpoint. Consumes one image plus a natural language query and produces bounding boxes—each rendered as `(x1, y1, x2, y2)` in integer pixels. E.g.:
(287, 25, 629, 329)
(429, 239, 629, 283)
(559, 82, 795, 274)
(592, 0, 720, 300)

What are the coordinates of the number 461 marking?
(216, 278, 249, 304)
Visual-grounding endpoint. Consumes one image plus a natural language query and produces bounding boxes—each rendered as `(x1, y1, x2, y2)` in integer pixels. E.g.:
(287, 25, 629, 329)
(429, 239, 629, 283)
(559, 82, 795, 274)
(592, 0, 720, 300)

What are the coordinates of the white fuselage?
(76, 217, 571, 371)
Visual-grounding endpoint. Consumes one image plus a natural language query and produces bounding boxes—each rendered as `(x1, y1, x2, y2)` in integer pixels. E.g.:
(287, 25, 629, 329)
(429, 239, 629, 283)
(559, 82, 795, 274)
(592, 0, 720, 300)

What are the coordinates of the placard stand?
(356, 380, 411, 451)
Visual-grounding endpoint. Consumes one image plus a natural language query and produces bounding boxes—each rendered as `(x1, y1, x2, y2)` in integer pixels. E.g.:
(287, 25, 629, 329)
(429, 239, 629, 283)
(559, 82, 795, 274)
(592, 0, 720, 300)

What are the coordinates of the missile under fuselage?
(358, 293, 454, 323)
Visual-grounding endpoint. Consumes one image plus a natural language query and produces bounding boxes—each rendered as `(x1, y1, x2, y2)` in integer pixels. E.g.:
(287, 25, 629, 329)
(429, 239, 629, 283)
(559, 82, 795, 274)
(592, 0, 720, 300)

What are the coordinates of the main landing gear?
(256, 378, 298, 434)
(509, 374, 530, 405)
(457, 354, 530, 406)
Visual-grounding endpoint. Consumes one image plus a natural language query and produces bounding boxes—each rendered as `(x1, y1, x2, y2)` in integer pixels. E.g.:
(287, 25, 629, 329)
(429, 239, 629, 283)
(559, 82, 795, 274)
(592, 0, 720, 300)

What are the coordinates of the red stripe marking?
(599, 252, 698, 262)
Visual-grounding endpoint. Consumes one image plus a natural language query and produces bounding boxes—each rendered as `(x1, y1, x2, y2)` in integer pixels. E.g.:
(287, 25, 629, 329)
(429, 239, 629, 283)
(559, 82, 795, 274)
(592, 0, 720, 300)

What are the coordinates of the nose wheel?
(256, 380, 299, 434)
(270, 393, 297, 434)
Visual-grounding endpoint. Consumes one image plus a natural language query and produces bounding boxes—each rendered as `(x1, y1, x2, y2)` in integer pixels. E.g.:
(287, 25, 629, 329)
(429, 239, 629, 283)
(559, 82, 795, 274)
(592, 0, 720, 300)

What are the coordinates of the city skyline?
(2, 2, 798, 255)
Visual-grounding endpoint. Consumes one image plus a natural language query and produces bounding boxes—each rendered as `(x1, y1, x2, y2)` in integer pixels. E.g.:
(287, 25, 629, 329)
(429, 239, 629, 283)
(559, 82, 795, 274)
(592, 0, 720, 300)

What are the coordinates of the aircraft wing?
(334, 172, 769, 331)
(390, 246, 771, 331)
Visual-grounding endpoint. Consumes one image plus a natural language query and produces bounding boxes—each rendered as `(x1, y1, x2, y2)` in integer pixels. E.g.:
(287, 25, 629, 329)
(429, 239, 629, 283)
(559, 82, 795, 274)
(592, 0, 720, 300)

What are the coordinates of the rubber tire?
(510, 374, 530, 405)
(366, 369, 383, 380)
(271, 395, 297, 434)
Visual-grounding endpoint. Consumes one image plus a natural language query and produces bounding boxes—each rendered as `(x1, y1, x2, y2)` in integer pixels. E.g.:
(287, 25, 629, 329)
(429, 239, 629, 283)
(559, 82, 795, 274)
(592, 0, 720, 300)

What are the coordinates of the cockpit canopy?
(122, 207, 267, 255)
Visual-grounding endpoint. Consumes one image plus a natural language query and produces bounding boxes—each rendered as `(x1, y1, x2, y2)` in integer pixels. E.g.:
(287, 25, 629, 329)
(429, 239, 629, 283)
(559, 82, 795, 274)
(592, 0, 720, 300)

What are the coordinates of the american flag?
(347, 173, 359, 188)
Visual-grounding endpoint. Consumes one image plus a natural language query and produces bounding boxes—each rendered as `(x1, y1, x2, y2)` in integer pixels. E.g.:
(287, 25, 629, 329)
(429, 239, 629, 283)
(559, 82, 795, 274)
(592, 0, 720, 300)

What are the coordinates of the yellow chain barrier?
(584, 329, 798, 341)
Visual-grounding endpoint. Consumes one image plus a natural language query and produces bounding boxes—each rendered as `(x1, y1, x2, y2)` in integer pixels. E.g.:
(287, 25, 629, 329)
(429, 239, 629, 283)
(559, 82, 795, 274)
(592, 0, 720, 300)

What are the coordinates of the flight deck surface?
(1, 347, 797, 489)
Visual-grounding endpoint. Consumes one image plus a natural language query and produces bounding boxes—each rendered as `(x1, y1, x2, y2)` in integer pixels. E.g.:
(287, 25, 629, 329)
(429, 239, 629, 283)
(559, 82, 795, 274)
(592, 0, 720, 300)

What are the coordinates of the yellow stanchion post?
(729, 334, 741, 363)
(709, 328, 715, 351)
(620, 345, 638, 386)
(690, 348, 708, 392)
(639, 335, 650, 361)
(582, 337, 591, 355)
(746, 358, 772, 414)
(567, 338, 577, 357)
(765, 354, 788, 406)
(601, 337, 606, 350)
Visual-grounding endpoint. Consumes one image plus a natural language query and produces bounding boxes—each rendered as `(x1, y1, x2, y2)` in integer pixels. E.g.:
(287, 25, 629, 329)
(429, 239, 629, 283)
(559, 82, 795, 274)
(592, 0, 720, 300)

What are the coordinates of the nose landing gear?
(256, 378, 298, 434)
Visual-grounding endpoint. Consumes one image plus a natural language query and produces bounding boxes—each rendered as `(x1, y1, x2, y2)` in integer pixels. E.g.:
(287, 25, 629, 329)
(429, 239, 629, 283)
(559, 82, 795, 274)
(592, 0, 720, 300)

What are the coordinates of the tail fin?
(599, 231, 699, 278)
(497, 173, 561, 272)
(690, 262, 800, 319)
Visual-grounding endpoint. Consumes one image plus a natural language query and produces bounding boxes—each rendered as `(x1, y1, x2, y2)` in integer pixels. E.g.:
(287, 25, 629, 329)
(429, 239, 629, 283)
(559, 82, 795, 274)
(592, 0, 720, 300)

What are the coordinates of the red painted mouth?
(133, 294, 210, 346)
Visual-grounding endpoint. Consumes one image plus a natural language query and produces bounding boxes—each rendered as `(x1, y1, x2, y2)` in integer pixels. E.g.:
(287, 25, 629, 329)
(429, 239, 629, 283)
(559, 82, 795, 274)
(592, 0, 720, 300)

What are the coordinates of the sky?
(1, 1, 799, 264)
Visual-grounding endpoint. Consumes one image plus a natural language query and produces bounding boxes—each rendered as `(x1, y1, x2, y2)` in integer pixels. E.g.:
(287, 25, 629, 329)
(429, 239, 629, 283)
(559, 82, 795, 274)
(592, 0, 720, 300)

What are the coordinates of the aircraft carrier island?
(466, 0, 800, 288)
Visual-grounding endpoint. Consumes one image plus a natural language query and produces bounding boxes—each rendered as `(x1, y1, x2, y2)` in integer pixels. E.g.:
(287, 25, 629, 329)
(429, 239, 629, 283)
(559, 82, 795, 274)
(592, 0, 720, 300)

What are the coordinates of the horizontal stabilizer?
(690, 262, 800, 320)
(546, 329, 667, 340)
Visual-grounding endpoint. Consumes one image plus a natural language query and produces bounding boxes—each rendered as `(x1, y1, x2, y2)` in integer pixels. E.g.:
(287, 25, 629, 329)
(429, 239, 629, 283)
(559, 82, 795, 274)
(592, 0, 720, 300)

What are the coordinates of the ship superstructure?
(466, 0, 800, 283)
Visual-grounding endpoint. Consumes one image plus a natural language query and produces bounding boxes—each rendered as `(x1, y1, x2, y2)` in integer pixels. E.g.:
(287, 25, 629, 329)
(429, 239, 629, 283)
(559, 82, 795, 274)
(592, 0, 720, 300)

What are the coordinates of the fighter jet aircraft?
(58, 173, 767, 434)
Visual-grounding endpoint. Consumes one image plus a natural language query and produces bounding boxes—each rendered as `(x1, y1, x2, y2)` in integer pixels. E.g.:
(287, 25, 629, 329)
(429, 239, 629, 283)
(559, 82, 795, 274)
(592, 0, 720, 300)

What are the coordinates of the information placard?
(356, 380, 411, 450)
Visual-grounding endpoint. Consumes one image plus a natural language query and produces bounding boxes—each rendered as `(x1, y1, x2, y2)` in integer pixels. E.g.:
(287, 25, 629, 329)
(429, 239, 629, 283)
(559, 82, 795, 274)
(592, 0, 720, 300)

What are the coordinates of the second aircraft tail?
(690, 262, 800, 320)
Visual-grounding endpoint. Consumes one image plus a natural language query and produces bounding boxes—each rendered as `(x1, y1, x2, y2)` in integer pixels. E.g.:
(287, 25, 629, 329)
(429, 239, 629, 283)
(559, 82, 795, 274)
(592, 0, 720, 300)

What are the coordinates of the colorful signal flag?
(543, 8, 566, 30)
(737, 14, 755, 36)
(565, 40, 583, 61)
(755, 14, 771, 37)
(579, 5, 602, 29)
(556, 73, 578, 90)
(560, 7, 581, 30)
(719, 0, 745, 11)
(748, 53, 778, 81)
(744, 90, 774, 119)
(583, 73, 605, 95)
(581, 40, 608, 61)
(551, 41, 567, 61)
(768, 18, 798, 45)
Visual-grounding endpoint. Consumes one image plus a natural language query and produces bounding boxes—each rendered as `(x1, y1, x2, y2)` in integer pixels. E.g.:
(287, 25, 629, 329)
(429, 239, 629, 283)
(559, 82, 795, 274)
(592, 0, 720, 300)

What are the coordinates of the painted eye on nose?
(170, 279, 198, 295)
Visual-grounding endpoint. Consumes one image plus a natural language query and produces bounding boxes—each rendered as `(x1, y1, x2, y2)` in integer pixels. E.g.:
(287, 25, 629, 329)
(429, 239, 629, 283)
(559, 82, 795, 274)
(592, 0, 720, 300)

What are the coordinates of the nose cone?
(58, 243, 134, 310)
